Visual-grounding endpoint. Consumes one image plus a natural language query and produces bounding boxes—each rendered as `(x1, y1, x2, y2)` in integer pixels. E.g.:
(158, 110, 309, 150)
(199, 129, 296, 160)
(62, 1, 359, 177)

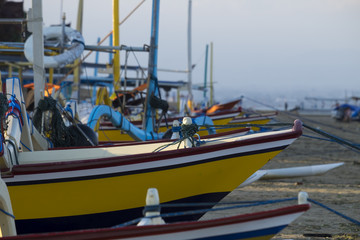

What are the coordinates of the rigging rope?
(153, 122, 200, 152)
(113, 197, 298, 227)
(0, 208, 15, 219)
(241, 96, 360, 152)
(302, 123, 360, 152)
(113, 197, 360, 228)
(308, 199, 360, 225)
(155, 118, 359, 153)
(57, 0, 147, 86)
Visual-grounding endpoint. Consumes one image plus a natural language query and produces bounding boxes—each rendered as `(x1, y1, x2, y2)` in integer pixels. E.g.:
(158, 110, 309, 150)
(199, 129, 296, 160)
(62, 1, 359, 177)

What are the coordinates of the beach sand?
(203, 111, 360, 239)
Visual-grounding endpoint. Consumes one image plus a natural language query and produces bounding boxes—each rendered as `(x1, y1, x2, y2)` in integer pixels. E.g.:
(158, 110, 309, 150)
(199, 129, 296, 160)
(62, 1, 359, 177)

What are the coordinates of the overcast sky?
(23, 0, 360, 105)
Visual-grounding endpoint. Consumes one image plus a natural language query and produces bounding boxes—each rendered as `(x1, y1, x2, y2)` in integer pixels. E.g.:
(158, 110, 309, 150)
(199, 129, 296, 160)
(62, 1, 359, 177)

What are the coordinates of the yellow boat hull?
(9, 150, 280, 220)
(4, 123, 302, 234)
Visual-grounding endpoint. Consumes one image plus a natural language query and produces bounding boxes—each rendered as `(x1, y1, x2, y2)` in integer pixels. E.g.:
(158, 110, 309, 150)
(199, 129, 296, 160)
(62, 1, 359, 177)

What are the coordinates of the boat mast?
(112, 0, 121, 92)
(187, 0, 193, 109)
(72, 0, 84, 103)
(210, 42, 214, 106)
(143, 0, 160, 137)
(203, 44, 208, 103)
(28, 0, 45, 109)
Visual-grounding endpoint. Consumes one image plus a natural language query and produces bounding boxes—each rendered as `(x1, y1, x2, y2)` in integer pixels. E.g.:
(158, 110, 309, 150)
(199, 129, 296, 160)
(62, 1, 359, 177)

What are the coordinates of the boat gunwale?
(7, 124, 302, 176)
(1, 204, 310, 240)
(52, 128, 251, 150)
(230, 113, 278, 123)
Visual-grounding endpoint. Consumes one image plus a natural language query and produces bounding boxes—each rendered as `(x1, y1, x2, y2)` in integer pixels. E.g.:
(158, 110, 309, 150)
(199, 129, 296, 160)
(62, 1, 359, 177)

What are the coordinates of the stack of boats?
(0, 0, 315, 239)
(0, 76, 307, 239)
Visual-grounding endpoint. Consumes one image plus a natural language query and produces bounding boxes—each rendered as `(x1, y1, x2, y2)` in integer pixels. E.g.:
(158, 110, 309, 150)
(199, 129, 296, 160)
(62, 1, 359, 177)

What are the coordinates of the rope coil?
(153, 122, 201, 152)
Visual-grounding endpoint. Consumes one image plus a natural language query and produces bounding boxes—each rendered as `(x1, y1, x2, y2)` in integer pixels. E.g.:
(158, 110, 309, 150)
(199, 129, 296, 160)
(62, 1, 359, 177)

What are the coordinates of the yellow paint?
(98, 129, 135, 142)
(8, 150, 281, 220)
(7, 66, 12, 78)
(48, 68, 53, 84)
(112, 0, 121, 91)
(95, 87, 111, 106)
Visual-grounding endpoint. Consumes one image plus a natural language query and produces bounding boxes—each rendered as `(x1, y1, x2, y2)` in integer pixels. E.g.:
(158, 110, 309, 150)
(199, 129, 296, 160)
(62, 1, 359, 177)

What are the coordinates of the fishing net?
(150, 94, 169, 113)
(32, 96, 98, 147)
(0, 93, 9, 119)
(0, 93, 9, 135)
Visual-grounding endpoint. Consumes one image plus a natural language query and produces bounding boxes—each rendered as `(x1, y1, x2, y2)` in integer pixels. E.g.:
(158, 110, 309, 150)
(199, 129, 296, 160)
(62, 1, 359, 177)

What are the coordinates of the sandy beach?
(203, 110, 360, 240)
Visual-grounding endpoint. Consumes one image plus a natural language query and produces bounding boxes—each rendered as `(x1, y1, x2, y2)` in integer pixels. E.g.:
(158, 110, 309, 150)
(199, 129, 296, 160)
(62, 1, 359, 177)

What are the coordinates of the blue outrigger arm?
(87, 105, 163, 141)
(192, 116, 216, 135)
(142, 0, 160, 135)
(86, 105, 216, 142)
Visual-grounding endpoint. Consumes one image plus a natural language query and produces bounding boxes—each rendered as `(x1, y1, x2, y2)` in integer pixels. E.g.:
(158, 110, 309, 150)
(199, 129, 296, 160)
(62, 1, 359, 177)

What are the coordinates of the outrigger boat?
(0, 188, 310, 240)
(1, 76, 302, 234)
(94, 100, 277, 142)
(0, 0, 303, 235)
(94, 102, 278, 142)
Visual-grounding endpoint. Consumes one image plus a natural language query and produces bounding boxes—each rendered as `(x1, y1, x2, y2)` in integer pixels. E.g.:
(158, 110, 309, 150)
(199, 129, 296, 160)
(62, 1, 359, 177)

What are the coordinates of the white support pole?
(298, 191, 309, 204)
(28, 0, 46, 109)
(137, 188, 165, 226)
(72, 0, 84, 103)
(187, 0, 193, 104)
